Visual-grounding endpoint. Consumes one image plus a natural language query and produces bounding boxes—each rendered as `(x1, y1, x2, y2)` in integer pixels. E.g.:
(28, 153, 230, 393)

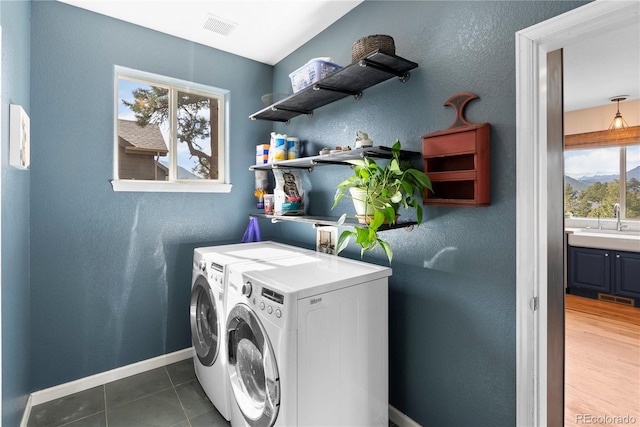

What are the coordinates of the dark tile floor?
(27, 358, 229, 427)
(28, 357, 400, 427)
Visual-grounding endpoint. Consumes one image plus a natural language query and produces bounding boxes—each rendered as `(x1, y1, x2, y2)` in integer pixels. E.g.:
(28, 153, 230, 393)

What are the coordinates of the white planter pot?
(350, 187, 380, 224)
(349, 187, 374, 216)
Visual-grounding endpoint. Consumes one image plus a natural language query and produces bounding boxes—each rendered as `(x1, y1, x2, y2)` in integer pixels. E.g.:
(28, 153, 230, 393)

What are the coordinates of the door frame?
(515, 1, 640, 426)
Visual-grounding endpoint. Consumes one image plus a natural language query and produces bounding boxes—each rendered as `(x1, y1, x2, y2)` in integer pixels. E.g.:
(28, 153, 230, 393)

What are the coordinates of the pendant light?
(608, 96, 629, 130)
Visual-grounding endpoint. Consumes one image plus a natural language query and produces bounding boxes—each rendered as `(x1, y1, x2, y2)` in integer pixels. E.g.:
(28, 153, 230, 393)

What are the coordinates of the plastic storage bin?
(289, 58, 342, 93)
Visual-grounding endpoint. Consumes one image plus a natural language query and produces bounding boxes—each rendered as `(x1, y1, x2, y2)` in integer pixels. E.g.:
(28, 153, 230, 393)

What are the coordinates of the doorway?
(515, 1, 640, 426)
(562, 22, 640, 425)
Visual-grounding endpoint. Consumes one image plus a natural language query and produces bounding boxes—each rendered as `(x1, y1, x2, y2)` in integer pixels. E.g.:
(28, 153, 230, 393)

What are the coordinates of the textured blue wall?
(1, 1, 31, 425)
(29, 1, 273, 391)
(268, 1, 588, 425)
(21, 0, 591, 424)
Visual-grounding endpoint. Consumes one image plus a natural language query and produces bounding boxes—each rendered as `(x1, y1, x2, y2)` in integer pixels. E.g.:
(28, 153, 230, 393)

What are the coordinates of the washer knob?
(242, 281, 252, 297)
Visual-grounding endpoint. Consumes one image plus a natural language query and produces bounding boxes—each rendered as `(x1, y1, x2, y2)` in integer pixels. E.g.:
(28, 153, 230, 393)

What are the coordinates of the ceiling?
(58, 0, 362, 65)
(563, 22, 640, 112)
(59, 1, 638, 112)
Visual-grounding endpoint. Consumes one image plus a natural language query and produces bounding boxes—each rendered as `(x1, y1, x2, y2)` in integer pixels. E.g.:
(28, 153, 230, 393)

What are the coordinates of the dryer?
(225, 252, 391, 427)
(190, 241, 313, 421)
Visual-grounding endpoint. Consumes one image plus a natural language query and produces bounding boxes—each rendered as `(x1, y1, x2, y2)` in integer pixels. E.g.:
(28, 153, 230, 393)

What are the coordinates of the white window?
(112, 66, 231, 192)
(564, 145, 640, 220)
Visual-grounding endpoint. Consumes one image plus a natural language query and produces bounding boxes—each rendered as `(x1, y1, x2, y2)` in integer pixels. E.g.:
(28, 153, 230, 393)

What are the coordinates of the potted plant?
(332, 140, 432, 263)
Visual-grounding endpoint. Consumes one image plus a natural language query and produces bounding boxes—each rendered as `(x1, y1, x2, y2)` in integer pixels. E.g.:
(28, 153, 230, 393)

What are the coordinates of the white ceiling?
(562, 21, 639, 112)
(59, 1, 639, 112)
(58, 0, 362, 65)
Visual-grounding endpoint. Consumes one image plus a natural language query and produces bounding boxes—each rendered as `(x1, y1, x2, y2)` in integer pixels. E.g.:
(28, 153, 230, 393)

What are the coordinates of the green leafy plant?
(332, 140, 432, 263)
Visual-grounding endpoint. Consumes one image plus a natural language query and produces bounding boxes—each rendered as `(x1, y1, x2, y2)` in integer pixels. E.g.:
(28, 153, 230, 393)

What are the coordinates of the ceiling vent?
(203, 14, 237, 36)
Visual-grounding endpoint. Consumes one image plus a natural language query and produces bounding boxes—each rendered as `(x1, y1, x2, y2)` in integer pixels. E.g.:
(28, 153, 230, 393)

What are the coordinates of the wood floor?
(565, 294, 640, 426)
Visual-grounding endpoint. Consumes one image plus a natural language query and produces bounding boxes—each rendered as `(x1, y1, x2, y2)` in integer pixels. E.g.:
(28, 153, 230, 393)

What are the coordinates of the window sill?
(111, 180, 233, 193)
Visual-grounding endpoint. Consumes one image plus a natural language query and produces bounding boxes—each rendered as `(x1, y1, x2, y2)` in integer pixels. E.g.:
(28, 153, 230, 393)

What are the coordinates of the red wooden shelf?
(422, 93, 490, 207)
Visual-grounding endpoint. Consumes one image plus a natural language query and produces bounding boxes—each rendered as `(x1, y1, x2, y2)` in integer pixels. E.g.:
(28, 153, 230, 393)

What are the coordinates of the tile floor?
(27, 357, 400, 427)
(27, 358, 228, 427)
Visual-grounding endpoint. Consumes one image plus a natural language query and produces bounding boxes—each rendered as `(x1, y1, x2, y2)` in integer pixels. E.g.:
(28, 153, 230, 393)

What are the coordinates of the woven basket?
(352, 35, 395, 62)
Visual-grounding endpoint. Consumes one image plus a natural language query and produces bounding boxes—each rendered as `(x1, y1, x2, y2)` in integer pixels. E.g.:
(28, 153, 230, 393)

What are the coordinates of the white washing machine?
(190, 241, 313, 421)
(225, 252, 391, 427)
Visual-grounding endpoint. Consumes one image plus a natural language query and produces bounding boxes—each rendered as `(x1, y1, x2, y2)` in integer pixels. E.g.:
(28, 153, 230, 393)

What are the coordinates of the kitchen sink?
(578, 228, 639, 235)
(568, 228, 640, 252)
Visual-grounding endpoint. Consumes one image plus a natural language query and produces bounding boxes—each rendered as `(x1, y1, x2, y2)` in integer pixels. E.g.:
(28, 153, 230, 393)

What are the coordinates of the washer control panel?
(243, 278, 285, 322)
(197, 258, 224, 300)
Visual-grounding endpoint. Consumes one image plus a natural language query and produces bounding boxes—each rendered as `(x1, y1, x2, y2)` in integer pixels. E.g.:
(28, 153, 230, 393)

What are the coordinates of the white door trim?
(515, 1, 640, 426)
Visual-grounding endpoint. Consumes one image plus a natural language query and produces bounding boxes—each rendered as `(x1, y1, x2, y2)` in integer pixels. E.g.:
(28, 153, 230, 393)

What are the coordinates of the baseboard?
(389, 404, 422, 427)
(19, 394, 33, 427)
(29, 347, 193, 407)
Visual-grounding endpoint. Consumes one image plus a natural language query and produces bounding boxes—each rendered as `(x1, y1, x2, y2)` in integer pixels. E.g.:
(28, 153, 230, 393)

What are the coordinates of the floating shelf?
(249, 146, 421, 172)
(251, 213, 417, 230)
(249, 50, 419, 123)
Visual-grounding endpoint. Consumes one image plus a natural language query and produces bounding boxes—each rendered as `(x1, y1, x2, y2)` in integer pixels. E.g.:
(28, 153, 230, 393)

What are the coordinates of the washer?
(225, 252, 391, 427)
(190, 241, 313, 421)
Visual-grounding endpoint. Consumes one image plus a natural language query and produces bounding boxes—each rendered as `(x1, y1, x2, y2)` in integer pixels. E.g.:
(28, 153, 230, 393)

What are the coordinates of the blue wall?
(1, 1, 31, 425)
(5, 1, 592, 425)
(268, 1, 588, 425)
(29, 1, 273, 391)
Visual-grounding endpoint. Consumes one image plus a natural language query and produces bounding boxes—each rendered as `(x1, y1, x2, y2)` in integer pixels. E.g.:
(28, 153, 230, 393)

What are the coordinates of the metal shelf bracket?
(312, 83, 362, 98)
(359, 57, 411, 80)
(398, 73, 411, 83)
(271, 105, 313, 115)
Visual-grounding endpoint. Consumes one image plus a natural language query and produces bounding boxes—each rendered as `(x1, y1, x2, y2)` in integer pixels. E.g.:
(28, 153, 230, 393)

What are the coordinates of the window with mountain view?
(564, 145, 640, 219)
(112, 66, 229, 192)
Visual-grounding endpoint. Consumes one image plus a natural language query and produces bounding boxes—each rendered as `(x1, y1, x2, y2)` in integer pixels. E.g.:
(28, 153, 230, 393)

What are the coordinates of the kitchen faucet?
(613, 203, 621, 231)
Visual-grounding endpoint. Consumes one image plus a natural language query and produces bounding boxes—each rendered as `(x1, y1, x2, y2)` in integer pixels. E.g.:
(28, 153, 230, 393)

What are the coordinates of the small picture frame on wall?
(10, 104, 30, 170)
(316, 226, 338, 255)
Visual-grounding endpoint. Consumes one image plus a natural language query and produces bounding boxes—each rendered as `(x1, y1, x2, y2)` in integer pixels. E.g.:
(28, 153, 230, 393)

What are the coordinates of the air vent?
(597, 293, 634, 307)
(203, 14, 237, 36)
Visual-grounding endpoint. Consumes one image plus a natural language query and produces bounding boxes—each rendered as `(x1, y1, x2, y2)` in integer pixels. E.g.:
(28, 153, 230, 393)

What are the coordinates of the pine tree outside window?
(112, 66, 230, 193)
(564, 145, 640, 220)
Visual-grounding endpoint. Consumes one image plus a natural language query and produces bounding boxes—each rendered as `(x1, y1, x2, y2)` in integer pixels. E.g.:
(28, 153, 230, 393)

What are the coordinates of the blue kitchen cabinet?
(614, 250, 640, 299)
(567, 246, 611, 293)
(568, 245, 640, 304)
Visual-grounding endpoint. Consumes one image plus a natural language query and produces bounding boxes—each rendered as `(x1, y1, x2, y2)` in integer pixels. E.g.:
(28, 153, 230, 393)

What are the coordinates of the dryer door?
(227, 303, 280, 427)
(190, 275, 220, 366)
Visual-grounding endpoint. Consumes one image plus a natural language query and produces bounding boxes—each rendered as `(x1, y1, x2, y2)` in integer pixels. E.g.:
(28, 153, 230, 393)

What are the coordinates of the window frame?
(111, 66, 231, 193)
(564, 127, 640, 221)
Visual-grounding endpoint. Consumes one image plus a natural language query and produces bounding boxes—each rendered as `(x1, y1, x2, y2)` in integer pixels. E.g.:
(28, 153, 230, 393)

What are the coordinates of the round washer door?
(190, 275, 220, 366)
(226, 303, 280, 427)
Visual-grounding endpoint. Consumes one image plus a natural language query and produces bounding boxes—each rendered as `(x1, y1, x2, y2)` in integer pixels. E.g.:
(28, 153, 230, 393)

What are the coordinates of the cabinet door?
(613, 251, 640, 299)
(567, 246, 611, 293)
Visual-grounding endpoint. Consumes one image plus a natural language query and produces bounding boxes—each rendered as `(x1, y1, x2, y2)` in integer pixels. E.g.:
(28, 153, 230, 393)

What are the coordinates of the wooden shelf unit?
(422, 122, 490, 206)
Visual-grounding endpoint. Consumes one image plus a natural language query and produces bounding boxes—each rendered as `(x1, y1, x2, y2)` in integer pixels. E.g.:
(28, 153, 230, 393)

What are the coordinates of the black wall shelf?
(249, 50, 419, 123)
(250, 145, 421, 230)
(251, 213, 416, 230)
(249, 146, 420, 172)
